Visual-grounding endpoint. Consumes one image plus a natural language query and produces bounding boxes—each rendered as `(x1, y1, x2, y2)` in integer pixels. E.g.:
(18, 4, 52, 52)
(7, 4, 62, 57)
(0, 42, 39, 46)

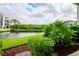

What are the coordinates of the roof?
(64, 20, 77, 23)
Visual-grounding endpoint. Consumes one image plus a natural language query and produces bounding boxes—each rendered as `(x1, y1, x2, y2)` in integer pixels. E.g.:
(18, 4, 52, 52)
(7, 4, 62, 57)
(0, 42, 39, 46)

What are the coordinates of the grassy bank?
(0, 29, 10, 33)
(0, 34, 43, 50)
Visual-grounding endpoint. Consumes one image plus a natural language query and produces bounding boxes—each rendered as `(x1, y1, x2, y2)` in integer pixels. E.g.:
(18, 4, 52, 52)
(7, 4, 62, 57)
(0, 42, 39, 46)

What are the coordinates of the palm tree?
(10, 19, 20, 29)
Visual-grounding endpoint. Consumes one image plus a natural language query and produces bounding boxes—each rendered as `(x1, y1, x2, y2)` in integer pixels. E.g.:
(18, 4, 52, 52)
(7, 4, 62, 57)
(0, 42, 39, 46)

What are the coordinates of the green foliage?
(10, 24, 46, 32)
(10, 19, 20, 25)
(10, 29, 45, 32)
(28, 37, 55, 56)
(44, 20, 75, 47)
(10, 24, 46, 29)
(70, 25, 79, 30)
(70, 25, 79, 43)
(0, 29, 10, 33)
(10, 19, 20, 29)
(44, 24, 53, 37)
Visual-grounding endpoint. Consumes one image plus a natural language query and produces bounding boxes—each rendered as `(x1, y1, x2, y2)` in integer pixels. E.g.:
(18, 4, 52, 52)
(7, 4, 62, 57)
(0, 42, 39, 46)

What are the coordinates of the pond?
(0, 32, 43, 40)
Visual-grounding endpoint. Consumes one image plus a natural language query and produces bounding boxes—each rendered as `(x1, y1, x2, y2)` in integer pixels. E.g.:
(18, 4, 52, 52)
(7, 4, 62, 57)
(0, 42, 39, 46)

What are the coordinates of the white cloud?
(0, 3, 77, 24)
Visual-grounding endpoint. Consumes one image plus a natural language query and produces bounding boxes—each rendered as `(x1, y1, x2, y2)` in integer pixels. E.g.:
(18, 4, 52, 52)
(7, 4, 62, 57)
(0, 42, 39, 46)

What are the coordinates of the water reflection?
(0, 32, 43, 40)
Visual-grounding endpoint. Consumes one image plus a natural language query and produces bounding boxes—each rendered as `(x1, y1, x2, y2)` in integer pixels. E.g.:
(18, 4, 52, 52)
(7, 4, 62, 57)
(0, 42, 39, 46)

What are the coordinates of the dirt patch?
(1, 44, 29, 56)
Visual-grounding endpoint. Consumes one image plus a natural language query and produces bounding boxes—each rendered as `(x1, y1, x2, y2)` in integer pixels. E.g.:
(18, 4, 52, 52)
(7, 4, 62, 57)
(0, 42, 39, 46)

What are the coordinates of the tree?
(10, 19, 20, 29)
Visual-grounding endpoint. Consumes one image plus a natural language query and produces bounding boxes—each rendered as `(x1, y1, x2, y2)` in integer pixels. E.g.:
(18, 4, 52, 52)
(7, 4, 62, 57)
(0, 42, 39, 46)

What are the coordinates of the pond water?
(0, 32, 43, 40)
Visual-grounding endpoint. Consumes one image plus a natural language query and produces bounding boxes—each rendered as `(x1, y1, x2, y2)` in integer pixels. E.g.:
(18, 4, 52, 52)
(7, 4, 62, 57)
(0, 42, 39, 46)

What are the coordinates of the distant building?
(64, 20, 79, 25)
(0, 13, 10, 29)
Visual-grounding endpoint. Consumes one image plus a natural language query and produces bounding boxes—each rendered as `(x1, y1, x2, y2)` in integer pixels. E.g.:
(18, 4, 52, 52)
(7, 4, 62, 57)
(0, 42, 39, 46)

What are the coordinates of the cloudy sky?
(0, 3, 77, 24)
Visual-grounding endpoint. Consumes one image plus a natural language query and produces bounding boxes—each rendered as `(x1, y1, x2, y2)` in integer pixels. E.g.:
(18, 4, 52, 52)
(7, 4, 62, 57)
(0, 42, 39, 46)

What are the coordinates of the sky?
(0, 3, 77, 24)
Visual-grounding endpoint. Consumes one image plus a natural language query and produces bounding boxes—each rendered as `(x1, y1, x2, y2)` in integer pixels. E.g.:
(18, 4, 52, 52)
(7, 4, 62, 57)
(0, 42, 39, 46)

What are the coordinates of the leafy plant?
(28, 37, 55, 56)
(70, 25, 79, 43)
(44, 20, 75, 47)
(44, 24, 53, 37)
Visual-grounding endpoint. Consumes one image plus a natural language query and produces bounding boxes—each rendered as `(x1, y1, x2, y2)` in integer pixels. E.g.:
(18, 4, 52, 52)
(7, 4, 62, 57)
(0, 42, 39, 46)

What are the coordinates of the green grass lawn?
(0, 34, 43, 50)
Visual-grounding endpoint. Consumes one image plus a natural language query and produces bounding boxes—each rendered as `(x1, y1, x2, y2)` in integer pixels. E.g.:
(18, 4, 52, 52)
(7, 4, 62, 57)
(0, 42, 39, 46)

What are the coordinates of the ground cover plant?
(28, 37, 55, 56)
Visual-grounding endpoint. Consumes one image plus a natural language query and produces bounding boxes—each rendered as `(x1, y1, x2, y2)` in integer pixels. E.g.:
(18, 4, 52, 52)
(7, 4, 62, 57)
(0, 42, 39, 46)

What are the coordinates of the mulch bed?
(1, 44, 29, 56)
(1, 44, 79, 56)
(55, 44, 79, 56)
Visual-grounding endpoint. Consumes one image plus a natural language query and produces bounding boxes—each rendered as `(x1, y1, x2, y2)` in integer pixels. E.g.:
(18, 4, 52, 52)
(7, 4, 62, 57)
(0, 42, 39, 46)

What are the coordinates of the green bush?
(0, 29, 10, 33)
(10, 24, 46, 29)
(70, 25, 79, 43)
(44, 20, 75, 47)
(10, 29, 45, 32)
(28, 37, 55, 56)
(10, 24, 46, 32)
(44, 24, 53, 37)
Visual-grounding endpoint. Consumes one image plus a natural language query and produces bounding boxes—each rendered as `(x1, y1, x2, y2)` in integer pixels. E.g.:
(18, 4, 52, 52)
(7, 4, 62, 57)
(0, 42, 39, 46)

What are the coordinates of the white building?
(64, 3, 79, 26)
(74, 3, 79, 20)
(64, 20, 79, 25)
(0, 13, 10, 29)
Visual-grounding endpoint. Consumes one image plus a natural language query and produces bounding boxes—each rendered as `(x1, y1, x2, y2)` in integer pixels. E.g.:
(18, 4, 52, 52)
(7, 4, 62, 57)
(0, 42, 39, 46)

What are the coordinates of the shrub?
(44, 24, 53, 37)
(10, 24, 46, 32)
(28, 37, 55, 56)
(44, 20, 75, 47)
(70, 25, 79, 43)
(10, 29, 45, 32)
(10, 24, 46, 29)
